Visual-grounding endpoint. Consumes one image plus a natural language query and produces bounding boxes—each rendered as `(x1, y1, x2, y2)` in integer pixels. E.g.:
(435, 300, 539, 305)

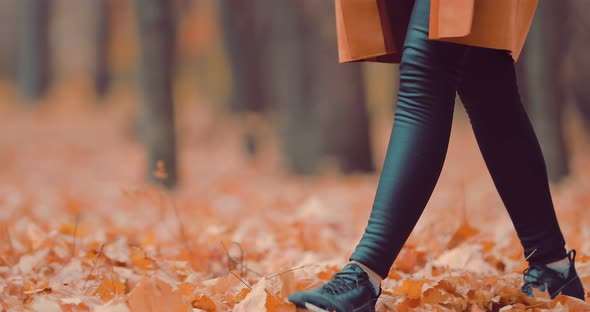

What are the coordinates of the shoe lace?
(522, 265, 548, 293)
(322, 271, 366, 296)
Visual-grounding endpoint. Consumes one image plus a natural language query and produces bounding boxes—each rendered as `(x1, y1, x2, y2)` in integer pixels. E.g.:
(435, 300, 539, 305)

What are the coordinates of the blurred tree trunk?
(219, 0, 269, 156)
(304, 0, 373, 173)
(94, 0, 111, 97)
(266, 0, 319, 173)
(0, 0, 19, 79)
(517, 0, 569, 182)
(568, 0, 590, 130)
(18, 0, 51, 102)
(135, 0, 178, 188)
(266, 1, 373, 174)
(219, 0, 268, 113)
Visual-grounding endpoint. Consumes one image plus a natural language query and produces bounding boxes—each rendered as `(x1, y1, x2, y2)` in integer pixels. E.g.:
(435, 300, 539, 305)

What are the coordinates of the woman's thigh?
(396, 0, 468, 123)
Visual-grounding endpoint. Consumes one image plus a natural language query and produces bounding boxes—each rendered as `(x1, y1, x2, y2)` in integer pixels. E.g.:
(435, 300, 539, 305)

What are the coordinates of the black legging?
(349, 0, 567, 278)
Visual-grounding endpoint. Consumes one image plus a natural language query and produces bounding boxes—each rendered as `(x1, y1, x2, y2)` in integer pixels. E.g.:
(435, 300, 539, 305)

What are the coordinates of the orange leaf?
(394, 246, 428, 273)
(394, 279, 425, 299)
(265, 291, 296, 312)
(192, 295, 217, 312)
(279, 270, 296, 298)
(316, 266, 339, 281)
(395, 298, 420, 312)
(550, 294, 590, 310)
(421, 287, 451, 305)
(94, 277, 126, 302)
(127, 278, 190, 312)
(480, 240, 496, 253)
(230, 287, 251, 304)
(233, 279, 267, 311)
(153, 160, 168, 180)
(130, 247, 155, 270)
(179, 282, 196, 297)
(447, 222, 479, 249)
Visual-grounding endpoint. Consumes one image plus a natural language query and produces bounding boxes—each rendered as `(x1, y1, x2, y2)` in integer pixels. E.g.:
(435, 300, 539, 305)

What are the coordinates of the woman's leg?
(456, 47, 567, 264)
(348, 0, 468, 278)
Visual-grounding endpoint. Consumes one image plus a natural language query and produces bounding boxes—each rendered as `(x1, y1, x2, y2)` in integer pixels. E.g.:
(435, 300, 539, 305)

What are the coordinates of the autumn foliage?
(1, 100, 590, 312)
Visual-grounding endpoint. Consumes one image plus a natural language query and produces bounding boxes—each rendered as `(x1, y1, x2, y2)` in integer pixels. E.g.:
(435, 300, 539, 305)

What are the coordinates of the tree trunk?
(218, 0, 268, 113)
(0, 0, 19, 80)
(265, 0, 320, 174)
(135, 0, 178, 188)
(568, 0, 590, 130)
(18, 0, 51, 102)
(94, 0, 111, 97)
(266, 1, 373, 174)
(219, 0, 270, 156)
(518, 0, 569, 182)
(304, 0, 373, 173)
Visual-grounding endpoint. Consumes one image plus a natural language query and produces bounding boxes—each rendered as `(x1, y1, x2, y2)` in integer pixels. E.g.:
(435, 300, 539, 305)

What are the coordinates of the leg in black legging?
(348, 0, 468, 278)
(457, 47, 567, 265)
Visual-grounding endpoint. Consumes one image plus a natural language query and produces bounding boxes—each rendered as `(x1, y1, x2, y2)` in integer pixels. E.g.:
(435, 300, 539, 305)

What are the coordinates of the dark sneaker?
(288, 263, 380, 312)
(521, 249, 585, 300)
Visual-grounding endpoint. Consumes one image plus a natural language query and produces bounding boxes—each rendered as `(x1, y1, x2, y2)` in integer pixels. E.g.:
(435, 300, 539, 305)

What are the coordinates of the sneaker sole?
(304, 303, 330, 312)
(303, 299, 377, 312)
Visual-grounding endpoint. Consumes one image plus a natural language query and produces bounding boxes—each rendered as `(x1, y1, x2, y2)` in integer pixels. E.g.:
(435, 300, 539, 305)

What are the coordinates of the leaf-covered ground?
(1, 102, 590, 311)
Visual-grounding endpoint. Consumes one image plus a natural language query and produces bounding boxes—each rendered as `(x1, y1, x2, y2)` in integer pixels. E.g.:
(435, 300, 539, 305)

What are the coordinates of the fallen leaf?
(95, 302, 132, 312)
(233, 279, 267, 312)
(192, 295, 217, 312)
(94, 277, 126, 302)
(447, 222, 479, 249)
(31, 296, 62, 312)
(127, 278, 190, 312)
(394, 279, 426, 299)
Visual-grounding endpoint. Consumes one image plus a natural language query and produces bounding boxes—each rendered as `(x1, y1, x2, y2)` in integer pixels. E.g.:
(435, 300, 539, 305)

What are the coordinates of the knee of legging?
(465, 105, 531, 141)
(394, 90, 455, 130)
(395, 74, 456, 125)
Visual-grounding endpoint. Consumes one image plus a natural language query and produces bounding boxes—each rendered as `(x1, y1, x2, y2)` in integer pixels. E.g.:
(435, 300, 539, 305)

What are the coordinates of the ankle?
(546, 257, 570, 277)
(350, 261, 383, 289)
(546, 257, 569, 267)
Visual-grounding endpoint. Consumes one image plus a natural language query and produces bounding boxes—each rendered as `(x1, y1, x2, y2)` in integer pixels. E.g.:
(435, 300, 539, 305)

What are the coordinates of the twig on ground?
(230, 271, 252, 290)
(72, 213, 81, 259)
(154, 163, 194, 266)
(82, 244, 105, 294)
(170, 195, 194, 261)
(4, 228, 14, 265)
(222, 242, 263, 278)
(266, 266, 308, 280)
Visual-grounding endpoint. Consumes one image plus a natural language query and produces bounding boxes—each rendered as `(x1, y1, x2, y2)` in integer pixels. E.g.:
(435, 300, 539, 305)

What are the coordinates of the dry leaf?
(192, 295, 217, 312)
(104, 237, 131, 265)
(447, 222, 479, 249)
(30, 296, 62, 312)
(421, 287, 452, 305)
(94, 303, 132, 312)
(127, 278, 190, 312)
(233, 279, 267, 312)
(94, 277, 126, 302)
(265, 291, 295, 312)
(550, 294, 590, 310)
(394, 279, 426, 299)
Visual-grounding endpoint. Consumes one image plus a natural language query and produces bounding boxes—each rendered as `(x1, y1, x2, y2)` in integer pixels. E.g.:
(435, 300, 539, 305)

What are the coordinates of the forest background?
(1, 1, 590, 311)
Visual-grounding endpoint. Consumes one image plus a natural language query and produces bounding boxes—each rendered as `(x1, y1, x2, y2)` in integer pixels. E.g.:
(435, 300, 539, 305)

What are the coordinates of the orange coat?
(335, 0, 538, 63)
